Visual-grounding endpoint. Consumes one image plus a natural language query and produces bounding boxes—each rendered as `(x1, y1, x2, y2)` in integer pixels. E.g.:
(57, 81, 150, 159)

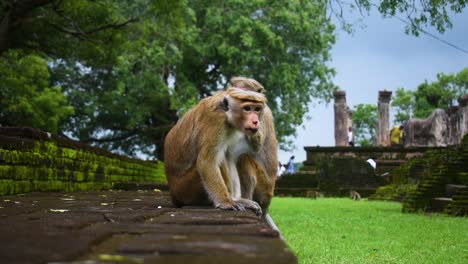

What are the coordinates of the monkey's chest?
(225, 132, 251, 161)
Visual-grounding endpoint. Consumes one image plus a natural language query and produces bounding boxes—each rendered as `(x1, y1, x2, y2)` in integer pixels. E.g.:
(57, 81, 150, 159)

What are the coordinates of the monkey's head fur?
(229, 76, 266, 94)
(223, 88, 266, 136)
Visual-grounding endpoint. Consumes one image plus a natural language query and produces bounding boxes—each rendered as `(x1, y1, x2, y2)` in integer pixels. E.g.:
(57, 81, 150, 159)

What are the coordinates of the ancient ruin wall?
(0, 127, 165, 195)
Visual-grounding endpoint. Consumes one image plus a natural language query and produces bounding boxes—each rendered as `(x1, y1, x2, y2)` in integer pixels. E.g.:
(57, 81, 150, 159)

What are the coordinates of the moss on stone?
(0, 132, 166, 196)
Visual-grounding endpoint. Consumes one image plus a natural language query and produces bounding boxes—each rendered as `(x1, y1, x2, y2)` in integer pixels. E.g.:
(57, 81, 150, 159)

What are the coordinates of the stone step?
(446, 184, 467, 197)
(375, 160, 406, 166)
(431, 197, 453, 212)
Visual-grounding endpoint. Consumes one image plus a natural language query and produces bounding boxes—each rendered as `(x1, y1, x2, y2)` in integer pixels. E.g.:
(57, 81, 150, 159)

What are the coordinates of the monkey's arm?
(197, 147, 261, 215)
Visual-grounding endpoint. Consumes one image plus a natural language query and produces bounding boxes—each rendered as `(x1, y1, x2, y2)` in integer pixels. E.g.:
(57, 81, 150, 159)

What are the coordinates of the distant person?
(277, 162, 286, 178)
(286, 156, 295, 174)
(366, 157, 376, 170)
(390, 125, 404, 146)
(348, 127, 354, 146)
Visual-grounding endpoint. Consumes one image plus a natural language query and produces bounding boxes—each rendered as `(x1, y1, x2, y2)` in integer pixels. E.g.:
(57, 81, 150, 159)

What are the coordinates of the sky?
(278, 10, 468, 164)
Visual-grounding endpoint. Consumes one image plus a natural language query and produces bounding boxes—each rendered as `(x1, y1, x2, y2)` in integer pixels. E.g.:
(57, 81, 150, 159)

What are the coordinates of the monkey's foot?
(215, 199, 262, 217)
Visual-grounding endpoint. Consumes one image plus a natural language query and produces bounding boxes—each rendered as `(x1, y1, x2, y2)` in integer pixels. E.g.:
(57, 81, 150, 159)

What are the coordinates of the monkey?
(226, 77, 278, 212)
(350, 190, 361, 201)
(164, 87, 269, 215)
(305, 190, 323, 199)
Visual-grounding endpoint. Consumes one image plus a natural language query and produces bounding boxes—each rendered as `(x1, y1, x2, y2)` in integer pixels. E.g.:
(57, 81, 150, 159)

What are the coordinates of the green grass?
(269, 197, 468, 264)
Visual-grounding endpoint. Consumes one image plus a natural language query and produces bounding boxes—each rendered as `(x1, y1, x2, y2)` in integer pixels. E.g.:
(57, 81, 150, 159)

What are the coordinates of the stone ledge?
(0, 190, 297, 264)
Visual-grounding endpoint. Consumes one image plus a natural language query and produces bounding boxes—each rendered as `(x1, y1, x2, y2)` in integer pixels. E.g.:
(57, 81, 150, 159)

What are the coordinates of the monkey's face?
(239, 102, 263, 135)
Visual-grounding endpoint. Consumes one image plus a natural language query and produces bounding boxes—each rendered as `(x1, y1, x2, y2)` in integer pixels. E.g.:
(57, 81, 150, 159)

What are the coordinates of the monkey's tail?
(265, 213, 284, 240)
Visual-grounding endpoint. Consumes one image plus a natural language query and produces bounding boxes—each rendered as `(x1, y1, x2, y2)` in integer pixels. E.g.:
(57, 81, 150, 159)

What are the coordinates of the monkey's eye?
(243, 106, 252, 111)
(254, 107, 262, 112)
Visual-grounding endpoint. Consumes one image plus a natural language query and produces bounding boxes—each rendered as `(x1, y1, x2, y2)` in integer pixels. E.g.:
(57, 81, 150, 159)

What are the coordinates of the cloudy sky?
(278, 9, 468, 164)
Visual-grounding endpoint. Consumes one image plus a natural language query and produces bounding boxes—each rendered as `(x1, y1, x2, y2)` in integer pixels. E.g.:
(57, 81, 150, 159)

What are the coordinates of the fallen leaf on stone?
(98, 254, 143, 264)
(3, 200, 10, 202)
(157, 206, 162, 209)
(153, 189, 161, 193)
(50, 209, 69, 213)
(100, 203, 109, 206)
(132, 199, 142, 201)
(60, 198, 75, 201)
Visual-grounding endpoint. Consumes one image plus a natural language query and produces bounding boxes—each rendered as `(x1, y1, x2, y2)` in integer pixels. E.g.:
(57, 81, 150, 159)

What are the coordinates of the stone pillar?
(377, 90, 392, 146)
(334, 90, 348, 146)
(458, 94, 468, 142)
(446, 106, 460, 145)
(347, 107, 353, 132)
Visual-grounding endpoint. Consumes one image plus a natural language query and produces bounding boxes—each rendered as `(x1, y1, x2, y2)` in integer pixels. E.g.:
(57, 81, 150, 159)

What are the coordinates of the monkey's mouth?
(245, 128, 258, 135)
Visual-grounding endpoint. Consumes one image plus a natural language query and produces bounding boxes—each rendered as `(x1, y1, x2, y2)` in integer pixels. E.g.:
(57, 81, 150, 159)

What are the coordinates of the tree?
(392, 68, 468, 124)
(55, 0, 337, 158)
(2, 0, 465, 159)
(173, 0, 336, 149)
(392, 88, 415, 124)
(0, 49, 74, 132)
(329, 0, 468, 36)
(1, 0, 194, 158)
(352, 104, 378, 146)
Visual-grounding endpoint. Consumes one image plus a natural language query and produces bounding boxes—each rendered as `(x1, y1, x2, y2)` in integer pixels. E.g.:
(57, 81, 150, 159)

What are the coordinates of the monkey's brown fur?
(228, 77, 279, 212)
(164, 86, 275, 215)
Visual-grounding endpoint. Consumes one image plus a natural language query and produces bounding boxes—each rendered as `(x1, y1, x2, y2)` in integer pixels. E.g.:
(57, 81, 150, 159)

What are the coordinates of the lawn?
(269, 197, 468, 264)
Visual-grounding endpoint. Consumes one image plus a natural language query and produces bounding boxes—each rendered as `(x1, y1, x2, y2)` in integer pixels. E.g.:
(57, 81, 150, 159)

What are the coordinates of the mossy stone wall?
(303, 146, 444, 176)
(401, 136, 468, 215)
(0, 127, 165, 195)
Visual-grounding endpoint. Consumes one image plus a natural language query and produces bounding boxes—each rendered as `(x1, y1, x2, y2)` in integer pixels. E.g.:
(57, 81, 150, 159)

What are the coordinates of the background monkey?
(350, 190, 361, 201)
(164, 87, 268, 215)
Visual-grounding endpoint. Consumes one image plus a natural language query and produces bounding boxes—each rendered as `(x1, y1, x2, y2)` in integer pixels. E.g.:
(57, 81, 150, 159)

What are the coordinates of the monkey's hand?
(246, 132, 264, 152)
(215, 199, 262, 217)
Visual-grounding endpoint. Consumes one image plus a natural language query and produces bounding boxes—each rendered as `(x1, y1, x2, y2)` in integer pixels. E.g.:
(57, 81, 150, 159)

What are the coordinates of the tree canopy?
(352, 104, 378, 146)
(329, 0, 468, 36)
(1, 0, 466, 158)
(1, 0, 336, 158)
(392, 67, 468, 124)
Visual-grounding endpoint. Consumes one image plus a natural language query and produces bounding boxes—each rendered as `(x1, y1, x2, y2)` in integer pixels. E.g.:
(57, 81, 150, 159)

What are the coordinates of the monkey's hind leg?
(237, 155, 273, 214)
(168, 167, 211, 207)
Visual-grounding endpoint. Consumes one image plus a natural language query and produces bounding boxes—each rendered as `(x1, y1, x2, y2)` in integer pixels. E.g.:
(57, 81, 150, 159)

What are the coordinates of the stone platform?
(0, 190, 297, 264)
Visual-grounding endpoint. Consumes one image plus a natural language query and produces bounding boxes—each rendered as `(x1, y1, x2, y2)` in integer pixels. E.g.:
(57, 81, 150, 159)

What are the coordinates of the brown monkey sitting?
(164, 87, 268, 215)
(226, 77, 278, 212)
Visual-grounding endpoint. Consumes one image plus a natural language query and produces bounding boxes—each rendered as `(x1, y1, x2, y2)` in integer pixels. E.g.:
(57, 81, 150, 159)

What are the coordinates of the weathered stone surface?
(0, 190, 296, 264)
(0, 127, 165, 196)
(404, 109, 449, 146)
(334, 90, 348, 146)
(447, 106, 461, 145)
(377, 90, 392, 146)
(459, 94, 468, 142)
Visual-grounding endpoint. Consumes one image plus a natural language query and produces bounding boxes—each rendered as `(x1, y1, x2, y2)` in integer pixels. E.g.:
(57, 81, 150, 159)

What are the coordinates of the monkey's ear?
(221, 97, 229, 111)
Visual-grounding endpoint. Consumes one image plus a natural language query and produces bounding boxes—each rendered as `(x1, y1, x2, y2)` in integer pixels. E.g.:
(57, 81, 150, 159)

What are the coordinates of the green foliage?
(391, 87, 414, 124)
(330, 0, 468, 36)
(392, 68, 468, 123)
(175, 0, 336, 149)
(17, 0, 335, 157)
(270, 197, 468, 264)
(0, 49, 74, 132)
(352, 104, 377, 146)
